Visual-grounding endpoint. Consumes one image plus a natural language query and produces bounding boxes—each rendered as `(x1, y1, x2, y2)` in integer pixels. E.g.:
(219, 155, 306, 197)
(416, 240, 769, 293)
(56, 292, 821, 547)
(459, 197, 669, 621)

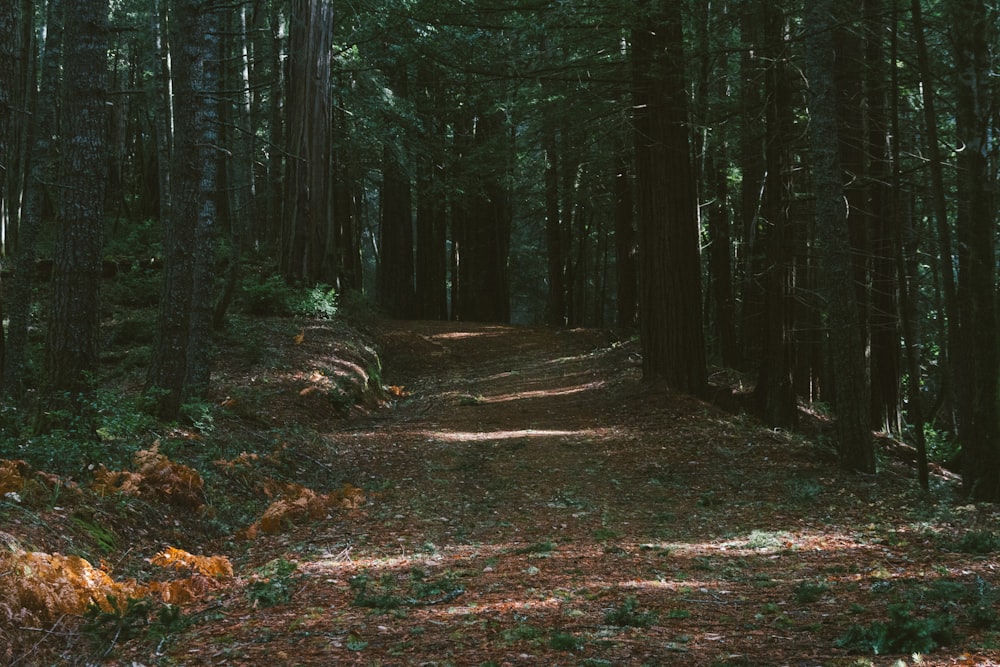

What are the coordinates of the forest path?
(171, 319, 996, 666)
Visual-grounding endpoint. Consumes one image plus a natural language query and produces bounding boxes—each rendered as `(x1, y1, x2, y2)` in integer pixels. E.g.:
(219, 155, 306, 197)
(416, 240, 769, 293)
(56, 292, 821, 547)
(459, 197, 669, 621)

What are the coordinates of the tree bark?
(44, 0, 109, 398)
(147, 0, 220, 420)
(753, 3, 797, 427)
(281, 0, 334, 284)
(632, 0, 707, 395)
(804, 0, 874, 472)
(5, 0, 62, 399)
(950, 0, 1000, 500)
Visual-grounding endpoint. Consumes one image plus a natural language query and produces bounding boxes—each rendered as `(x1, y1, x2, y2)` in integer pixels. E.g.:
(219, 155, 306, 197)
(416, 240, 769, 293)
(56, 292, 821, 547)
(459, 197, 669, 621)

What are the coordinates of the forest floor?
(4, 315, 1000, 666)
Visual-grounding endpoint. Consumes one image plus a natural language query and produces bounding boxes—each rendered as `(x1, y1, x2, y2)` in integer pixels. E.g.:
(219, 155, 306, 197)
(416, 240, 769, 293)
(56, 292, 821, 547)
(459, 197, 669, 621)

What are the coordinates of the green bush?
(604, 595, 658, 628)
(290, 283, 338, 319)
(238, 276, 338, 319)
(835, 603, 955, 655)
(956, 530, 1000, 555)
(239, 275, 298, 316)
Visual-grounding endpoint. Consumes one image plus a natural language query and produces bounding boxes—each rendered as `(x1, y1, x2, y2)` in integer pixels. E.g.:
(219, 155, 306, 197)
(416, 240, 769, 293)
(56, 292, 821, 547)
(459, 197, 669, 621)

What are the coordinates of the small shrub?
(549, 630, 583, 651)
(793, 580, 829, 604)
(604, 595, 658, 628)
(514, 540, 555, 555)
(956, 530, 1000, 554)
(349, 572, 403, 611)
(239, 275, 298, 316)
(290, 283, 338, 319)
(786, 477, 822, 504)
(835, 603, 955, 655)
(83, 596, 187, 657)
(247, 559, 300, 608)
(502, 623, 542, 642)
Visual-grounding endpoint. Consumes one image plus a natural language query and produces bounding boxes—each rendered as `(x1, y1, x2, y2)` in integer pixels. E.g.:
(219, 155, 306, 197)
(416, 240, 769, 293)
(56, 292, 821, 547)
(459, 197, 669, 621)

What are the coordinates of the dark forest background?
(1, 0, 999, 499)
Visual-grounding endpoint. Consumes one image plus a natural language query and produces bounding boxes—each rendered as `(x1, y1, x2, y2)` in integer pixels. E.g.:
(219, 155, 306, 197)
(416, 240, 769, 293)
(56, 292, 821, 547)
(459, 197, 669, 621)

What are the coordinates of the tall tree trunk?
(377, 140, 416, 317)
(414, 64, 448, 320)
(865, 0, 900, 433)
(43, 0, 109, 400)
(911, 0, 960, 431)
(753, 3, 797, 427)
(950, 0, 1000, 500)
(543, 122, 566, 326)
(5, 0, 62, 399)
(736, 5, 767, 371)
(281, 0, 333, 283)
(632, 0, 707, 394)
(0, 0, 18, 381)
(805, 0, 874, 472)
(453, 108, 512, 323)
(613, 138, 637, 331)
(888, 0, 929, 489)
(147, 0, 220, 420)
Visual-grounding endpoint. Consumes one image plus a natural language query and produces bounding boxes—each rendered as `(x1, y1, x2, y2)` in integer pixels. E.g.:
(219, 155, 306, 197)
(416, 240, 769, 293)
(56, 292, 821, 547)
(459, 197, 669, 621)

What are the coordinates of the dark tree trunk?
(613, 139, 637, 331)
(44, 0, 109, 398)
(147, 0, 220, 420)
(543, 122, 566, 326)
(377, 137, 416, 318)
(736, 4, 766, 371)
(864, 0, 900, 434)
(804, 0, 874, 473)
(414, 65, 448, 320)
(911, 0, 960, 434)
(0, 0, 18, 381)
(281, 0, 334, 283)
(453, 108, 512, 323)
(632, 0, 707, 395)
(951, 0, 1000, 501)
(5, 0, 62, 398)
(753, 3, 797, 427)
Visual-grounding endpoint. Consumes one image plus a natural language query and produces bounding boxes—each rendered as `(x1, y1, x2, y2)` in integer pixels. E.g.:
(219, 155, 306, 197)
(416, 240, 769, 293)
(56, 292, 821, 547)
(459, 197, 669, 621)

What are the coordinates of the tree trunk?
(147, 0, 220, 420)
(281, 0, 334, 283)
(864, 0, 900, 434)
(632, 0, 707, 395)
(44, 0, 109, 399)
(543, 121, 566, 326)
(0, 0, 17, 381)
(377, 135, 416, 318)
(453, 108, 512, 323)
(804, 0, 874, 473)
(753, 3, 797, 428)
(613, 138, 637, 331)
(911, 0, 960, 432)
(5, 0, 62, 399)
(951, 0, 1000, 500)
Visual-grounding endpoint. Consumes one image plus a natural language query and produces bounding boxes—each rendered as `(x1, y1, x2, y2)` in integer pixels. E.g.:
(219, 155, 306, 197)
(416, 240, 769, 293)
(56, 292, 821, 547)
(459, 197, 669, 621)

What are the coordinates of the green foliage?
(835, 603, 956, 655)
(785, 477, 823, 505)
(922, 424, 959, 464)
(71, 511, 118, 554)
(955, 530, 1000, 554)
(83, 596, 188, 658)
(239, 275, 298, 316)
(0, 388, 154, 476)
(349, 568, 464, 611)
(549, 630, 583, 651)
(513, 540, 555, 555)
(238, 275, 338, 319)
(246, 558, 301, 608)
(604, 595, 658, 628)
(793, 580, 829, 604)
(502, 623, 542, 642)
(102, 269, 163, 309)
(290, 283, 339, 319)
